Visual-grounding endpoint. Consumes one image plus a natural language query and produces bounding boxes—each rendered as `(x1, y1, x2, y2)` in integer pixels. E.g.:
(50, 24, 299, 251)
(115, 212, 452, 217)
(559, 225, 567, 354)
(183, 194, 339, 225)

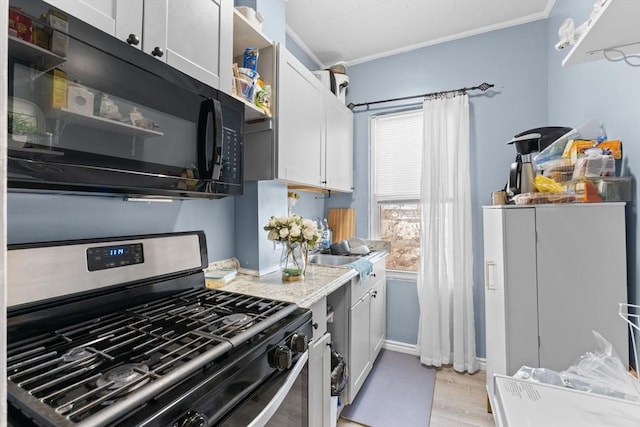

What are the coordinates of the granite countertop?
(209, 247, 388, 309)
(218, 264, 358, 308)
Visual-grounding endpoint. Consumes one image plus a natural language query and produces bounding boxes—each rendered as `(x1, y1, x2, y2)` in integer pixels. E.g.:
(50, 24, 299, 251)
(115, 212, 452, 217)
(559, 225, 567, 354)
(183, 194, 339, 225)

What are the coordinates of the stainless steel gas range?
(6, 231, 311, 426)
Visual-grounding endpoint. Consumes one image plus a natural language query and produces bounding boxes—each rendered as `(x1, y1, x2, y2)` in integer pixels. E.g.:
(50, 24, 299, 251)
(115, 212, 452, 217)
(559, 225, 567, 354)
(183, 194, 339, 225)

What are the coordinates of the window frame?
(369, 108, 423, 279)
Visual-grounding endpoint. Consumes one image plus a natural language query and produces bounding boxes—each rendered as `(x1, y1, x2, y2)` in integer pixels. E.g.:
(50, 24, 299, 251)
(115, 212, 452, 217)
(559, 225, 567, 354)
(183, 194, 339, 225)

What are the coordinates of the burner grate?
(7, 288, 298, 425)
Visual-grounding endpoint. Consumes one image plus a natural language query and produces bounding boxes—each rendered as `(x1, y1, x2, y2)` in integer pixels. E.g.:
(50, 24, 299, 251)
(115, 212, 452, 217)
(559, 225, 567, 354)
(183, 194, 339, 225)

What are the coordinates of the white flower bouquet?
(263, 214, 321, 247)
(264, 215, 321, 280)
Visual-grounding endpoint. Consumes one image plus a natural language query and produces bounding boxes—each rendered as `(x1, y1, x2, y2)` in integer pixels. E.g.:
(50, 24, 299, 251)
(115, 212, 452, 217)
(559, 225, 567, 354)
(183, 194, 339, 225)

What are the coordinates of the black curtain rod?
(347, 82, 494, 111)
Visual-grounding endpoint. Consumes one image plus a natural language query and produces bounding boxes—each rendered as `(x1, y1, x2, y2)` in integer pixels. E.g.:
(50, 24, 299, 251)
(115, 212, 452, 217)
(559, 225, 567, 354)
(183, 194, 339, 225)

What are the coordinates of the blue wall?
(7, 193, 236, 262)
(345, 20, 549, 357)
(546, 0, 640, 308)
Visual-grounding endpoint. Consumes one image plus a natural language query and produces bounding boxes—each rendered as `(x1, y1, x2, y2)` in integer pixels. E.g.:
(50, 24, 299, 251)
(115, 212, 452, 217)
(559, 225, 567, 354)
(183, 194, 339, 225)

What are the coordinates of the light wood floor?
(337, 366, 495, 427)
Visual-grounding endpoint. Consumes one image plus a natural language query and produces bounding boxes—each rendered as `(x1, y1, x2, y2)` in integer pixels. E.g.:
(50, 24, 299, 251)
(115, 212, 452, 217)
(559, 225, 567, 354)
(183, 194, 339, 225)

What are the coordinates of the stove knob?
(173, 411, 208, 427)
(269, 345, 293, 369)
(290, 333, 308, 353)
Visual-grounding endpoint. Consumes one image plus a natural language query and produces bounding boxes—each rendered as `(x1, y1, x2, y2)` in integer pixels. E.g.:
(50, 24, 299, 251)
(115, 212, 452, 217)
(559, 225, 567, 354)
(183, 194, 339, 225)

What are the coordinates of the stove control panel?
(86, 243, 144, 271)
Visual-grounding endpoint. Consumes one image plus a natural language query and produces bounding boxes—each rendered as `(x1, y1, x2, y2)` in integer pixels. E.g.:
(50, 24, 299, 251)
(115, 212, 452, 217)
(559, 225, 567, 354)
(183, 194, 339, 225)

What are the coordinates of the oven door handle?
(247, 350, 309, 427)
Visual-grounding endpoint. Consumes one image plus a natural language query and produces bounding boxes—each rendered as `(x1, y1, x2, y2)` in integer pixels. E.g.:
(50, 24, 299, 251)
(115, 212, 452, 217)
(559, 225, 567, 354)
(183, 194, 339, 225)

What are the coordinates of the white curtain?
(417, 93, 477, 373)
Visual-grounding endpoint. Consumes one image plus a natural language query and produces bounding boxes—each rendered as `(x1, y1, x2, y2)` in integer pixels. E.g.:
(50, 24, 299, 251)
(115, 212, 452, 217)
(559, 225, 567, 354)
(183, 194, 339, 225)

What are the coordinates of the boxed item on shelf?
(512, 192, 577, 205)
(596, 177, 632, 202)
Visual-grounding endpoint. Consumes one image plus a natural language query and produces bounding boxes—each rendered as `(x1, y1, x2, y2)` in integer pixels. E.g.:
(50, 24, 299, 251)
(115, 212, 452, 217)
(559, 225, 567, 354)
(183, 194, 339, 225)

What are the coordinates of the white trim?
(476, 357, 487, 371)
(285, 25, 326, 68)
(386, 270, 418, 282)
(383, 339, 419, 356)
(346, 10, 553, 67)
(383, 340, 487, 371)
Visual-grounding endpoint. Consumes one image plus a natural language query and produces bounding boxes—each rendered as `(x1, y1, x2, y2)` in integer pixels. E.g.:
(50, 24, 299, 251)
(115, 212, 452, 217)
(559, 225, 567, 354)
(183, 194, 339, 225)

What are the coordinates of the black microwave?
(7, 0, 243, 199)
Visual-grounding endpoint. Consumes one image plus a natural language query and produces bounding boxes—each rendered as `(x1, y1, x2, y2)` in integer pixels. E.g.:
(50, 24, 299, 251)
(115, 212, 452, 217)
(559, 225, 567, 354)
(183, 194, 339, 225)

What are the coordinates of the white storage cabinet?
(482, 204, 629, 399)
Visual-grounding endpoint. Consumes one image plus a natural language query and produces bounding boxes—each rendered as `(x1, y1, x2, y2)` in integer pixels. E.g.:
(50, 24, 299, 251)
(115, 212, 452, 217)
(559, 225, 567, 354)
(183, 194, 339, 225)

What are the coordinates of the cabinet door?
(45, 0, 129, 36)
(277, 47, 324, 187)
(370, 278, 386, 359)
(324, 95, 353, 192)
(143, 0, 231, 90)
(535, 205, 628, 370)
(348, 295, 371, 403)
(483, 207, 538, 398)
(309, 332, 332, 427)
(113, 0, 143, 49)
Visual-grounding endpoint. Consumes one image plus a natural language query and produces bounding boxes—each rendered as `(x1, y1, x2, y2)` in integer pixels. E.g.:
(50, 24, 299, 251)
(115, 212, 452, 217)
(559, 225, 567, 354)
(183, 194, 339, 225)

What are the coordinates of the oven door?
(219, 351, 309, 427)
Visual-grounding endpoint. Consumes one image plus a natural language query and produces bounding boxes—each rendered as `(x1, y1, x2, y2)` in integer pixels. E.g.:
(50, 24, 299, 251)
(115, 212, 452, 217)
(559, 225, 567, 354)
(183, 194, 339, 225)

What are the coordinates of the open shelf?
(9, 35, 66, 70)
(563, 0, 640, 66)
(232, 9, 272, 58)
(47, 108, 164, 138)
(231, 94, 270, 121)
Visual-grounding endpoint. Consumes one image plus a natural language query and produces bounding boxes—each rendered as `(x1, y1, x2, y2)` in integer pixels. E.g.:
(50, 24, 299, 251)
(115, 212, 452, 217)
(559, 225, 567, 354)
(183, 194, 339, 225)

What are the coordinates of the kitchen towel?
(340, 349, 436, 427)
(345, 258, 373, 281)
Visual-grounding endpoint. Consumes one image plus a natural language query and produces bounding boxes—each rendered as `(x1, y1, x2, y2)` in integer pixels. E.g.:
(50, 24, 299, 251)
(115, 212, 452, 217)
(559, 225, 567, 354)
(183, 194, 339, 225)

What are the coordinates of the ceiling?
(285, 0, 556, 67)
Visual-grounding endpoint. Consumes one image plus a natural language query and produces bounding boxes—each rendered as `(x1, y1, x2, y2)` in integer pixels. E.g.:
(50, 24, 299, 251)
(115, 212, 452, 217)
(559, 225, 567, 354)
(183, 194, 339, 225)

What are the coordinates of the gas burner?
(221, 313, 253, 326)
(96, 363, 150, 394)
(61, 347, 93, 363)
(208, 313, 255, 333)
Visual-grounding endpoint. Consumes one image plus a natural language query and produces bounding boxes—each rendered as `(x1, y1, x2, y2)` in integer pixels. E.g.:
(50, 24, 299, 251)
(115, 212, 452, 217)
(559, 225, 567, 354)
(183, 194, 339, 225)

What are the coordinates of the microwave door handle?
(211, 98, 224, 181)
(247, 350, 309, 427)
(197, 99, 214, 179)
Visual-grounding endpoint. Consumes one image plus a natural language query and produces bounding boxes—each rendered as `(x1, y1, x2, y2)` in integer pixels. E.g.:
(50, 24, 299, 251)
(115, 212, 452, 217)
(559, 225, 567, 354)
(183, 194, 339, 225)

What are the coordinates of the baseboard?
(383, 340, 419, 356)
(382, 340, 487, 371)
(476, 357, 486, 371)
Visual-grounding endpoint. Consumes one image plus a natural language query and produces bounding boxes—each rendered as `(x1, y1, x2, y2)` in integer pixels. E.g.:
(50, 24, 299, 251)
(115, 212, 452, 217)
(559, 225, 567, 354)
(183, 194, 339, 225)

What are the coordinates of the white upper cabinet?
(276, 47, 325, 187)
(563, 0, 640, 66)
(143, 0, 232, 92)
(43, 0, 127, 36)
(44, 0, 232, 92)
(324, 93, 353, 192)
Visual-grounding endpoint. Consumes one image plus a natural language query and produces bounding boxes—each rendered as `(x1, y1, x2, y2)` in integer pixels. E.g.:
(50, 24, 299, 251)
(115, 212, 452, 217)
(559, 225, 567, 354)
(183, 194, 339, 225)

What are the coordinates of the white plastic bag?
(560, 331, 640, 402)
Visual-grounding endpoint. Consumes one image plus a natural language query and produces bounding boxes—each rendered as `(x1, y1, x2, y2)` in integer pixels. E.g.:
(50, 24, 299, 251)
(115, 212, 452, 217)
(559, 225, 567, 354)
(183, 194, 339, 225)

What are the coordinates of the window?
(370, 110, 423, 273)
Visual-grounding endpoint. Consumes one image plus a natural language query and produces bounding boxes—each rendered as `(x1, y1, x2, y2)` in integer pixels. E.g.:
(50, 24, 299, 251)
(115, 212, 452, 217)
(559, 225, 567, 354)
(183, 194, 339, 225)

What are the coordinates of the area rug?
(340, 349, 436, 427)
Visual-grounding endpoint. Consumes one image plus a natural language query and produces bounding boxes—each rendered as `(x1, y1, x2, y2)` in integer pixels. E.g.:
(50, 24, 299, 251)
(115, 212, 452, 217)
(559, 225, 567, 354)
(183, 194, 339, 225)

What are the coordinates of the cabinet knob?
(152, 46, 164, 57)
(312, 322, 319, 330)
(371, 273, 376, 278)
(126, 34, 140, 46)
(371, 290, 378, 298)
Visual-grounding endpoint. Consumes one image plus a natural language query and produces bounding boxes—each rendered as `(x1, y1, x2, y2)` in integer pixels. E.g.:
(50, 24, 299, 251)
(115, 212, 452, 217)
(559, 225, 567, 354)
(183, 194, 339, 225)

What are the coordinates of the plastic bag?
(330, 350, 348, 396)
(534, 175, 565, 193)
(560, 331, 640, 402)
(513, 365, 565, 387)
(512, 331, 640, 403)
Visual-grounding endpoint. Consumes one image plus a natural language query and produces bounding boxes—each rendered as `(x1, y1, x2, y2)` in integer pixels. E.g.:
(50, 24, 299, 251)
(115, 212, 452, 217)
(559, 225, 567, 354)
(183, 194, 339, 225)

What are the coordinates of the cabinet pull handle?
(126, 34, 140, 46)
(485, 261, 496, 291)
(152, 46, 164, 57)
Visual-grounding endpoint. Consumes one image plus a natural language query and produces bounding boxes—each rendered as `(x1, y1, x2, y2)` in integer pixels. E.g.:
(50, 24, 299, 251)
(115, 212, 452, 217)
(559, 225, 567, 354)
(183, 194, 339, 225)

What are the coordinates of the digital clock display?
(86, 243, 144, 271)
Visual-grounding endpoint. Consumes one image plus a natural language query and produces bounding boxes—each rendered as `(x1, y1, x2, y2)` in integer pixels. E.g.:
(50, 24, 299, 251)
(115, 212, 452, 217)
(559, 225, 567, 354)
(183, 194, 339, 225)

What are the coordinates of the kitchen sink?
(307, 253, 361, 266)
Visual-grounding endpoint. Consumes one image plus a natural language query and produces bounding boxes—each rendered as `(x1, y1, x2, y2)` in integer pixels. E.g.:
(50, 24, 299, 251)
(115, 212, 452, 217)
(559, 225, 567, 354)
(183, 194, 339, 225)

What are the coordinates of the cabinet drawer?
(350, 259, 385, 304)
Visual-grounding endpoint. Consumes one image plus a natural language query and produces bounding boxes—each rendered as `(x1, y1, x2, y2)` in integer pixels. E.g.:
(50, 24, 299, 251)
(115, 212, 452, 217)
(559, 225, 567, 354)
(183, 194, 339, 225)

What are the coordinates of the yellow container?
(42, 68, 68, 110)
